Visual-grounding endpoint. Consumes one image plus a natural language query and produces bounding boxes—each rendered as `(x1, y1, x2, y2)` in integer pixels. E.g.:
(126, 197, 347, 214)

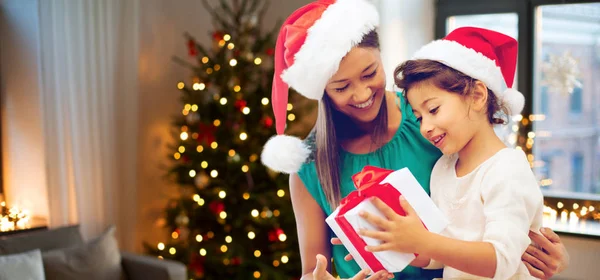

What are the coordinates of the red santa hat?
(410, 27, 525, 116)
(261, 0, 379, 174)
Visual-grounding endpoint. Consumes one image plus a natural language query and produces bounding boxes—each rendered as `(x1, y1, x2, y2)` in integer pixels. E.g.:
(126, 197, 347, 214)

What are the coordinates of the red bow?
(335, 166, 410, 273)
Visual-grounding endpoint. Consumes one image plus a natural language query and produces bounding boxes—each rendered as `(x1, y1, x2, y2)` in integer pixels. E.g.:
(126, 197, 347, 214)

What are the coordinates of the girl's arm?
(289, 173, 331, 279)
(417, 232, 496, 277)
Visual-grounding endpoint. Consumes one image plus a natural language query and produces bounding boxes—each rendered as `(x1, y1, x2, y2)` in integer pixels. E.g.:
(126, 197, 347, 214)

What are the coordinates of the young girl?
(356, 27, 544, 279)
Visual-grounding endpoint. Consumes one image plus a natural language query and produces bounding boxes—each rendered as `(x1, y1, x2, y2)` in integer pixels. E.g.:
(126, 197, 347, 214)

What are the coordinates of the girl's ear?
(470, 80, 489, 112)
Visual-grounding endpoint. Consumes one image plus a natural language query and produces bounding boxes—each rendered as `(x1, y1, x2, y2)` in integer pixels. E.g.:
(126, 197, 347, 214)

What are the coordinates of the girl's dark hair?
(394, 59, 509, 124)
(314, 30, 386, 210)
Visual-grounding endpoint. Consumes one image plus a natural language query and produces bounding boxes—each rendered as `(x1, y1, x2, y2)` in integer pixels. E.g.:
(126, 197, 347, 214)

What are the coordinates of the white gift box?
(325, 167, 449, 273)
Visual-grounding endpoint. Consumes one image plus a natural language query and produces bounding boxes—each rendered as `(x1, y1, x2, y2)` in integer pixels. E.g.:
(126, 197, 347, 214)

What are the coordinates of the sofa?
(0, 225, 186, 280)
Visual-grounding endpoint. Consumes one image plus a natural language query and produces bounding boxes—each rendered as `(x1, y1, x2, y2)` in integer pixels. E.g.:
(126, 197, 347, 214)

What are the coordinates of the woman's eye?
(364, 70, 376, 79)
(335, 84, 349, 93)
(415, 116, 422, 123)
(429, 106, 439, 114)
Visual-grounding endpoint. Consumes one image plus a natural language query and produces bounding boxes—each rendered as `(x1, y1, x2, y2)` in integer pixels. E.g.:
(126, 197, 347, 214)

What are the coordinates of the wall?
(0, 0, 49, 220)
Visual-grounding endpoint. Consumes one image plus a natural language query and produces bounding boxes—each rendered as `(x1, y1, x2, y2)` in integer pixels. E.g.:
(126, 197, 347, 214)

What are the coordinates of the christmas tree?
(145, 0, 308, 279)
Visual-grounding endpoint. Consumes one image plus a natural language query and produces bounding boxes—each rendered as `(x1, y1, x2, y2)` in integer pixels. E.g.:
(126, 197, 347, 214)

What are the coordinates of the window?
(570, 84, 582, 114)
(437, 0, 600, 236)
(572, 153, 584, 192)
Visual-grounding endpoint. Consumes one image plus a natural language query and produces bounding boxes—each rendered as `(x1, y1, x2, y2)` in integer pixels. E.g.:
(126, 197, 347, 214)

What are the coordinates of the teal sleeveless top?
(297, 92, 443, 279)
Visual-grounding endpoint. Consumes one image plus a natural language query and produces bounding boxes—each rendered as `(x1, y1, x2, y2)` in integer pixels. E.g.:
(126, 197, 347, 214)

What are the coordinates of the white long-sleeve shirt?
(430, 148, 544, 280)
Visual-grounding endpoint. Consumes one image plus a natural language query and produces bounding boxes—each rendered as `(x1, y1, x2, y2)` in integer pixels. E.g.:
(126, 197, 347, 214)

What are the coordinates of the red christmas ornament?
(234, 100, 247, 111)
(182, 155, 190, 163)
(268, 230, 277, 242)
(276, 228, 284, 236)
(263, 116, 273, 128)
(231, 257, 242, 266)
(187, 39, 198, 57)
(266, 48, 275, 56)
(208, 201, 225, 215)
(212, 31, 224, 41)
(189, 254, 205, 277)
(197, 123, 216, 145)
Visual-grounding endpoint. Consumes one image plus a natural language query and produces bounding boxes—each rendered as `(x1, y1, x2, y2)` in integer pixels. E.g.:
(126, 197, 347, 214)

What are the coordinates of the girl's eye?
(364, 70, 376, 79)
(415, 116, 422, 123)
(335, 84, 349, 93)
(430, 106, 439, 114)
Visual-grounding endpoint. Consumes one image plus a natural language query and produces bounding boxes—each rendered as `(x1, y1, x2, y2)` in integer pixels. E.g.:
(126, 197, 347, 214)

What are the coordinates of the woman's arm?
(289, 173, 331, 279)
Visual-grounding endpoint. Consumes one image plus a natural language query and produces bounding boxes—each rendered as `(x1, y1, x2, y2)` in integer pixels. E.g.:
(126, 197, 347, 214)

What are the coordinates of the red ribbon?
(334, 166, 415, 272)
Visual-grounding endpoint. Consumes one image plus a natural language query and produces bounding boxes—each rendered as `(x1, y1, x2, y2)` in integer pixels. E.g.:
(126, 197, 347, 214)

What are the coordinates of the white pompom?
(502, 88, 525, 116)
(261, 134, 311, 174)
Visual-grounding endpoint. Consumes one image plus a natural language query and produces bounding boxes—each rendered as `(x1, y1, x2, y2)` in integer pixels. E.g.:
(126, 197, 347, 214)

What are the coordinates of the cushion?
(0, 249, 46, 280)
(0, 225, 84, 255)
(42, 226, 125, 280)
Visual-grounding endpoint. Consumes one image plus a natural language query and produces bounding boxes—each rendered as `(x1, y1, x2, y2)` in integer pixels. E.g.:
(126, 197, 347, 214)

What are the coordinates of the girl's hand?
(311, 254, 393, 280)
(521, 228, 570, 279)
(358, 196, 428, 254)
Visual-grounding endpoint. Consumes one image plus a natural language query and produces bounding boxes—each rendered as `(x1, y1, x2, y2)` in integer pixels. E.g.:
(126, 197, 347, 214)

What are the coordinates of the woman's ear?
(470, 80, 489, 112)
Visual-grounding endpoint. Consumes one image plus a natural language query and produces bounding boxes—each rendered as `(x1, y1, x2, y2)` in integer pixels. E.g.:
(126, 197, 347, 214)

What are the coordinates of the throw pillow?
(0, 249, 46, 280)
(42, 225, 124, 280)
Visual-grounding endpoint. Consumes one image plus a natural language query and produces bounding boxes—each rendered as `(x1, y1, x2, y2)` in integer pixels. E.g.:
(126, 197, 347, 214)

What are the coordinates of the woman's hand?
(358, 196, 428, 254)
(521, 227, 570, 279)
(310, 254, 392, 280)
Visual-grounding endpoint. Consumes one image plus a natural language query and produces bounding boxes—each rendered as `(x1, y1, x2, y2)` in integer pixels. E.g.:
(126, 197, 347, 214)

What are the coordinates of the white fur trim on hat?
(280, 0, 379, 100)
(261, 134, 311, 174)
(502, 88, 525, 116)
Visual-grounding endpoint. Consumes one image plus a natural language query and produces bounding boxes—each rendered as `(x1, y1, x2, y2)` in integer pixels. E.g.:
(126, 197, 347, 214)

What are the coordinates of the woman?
(260, 0, 569, 279)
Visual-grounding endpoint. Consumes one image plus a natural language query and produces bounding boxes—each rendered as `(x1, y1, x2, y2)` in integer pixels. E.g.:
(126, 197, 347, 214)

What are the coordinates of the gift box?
(325, 166, 449, 273)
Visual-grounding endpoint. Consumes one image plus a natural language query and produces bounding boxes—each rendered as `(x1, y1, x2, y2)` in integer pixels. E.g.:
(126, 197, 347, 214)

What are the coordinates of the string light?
(251, 209, 259, 217)
(197, 145, 204, 153)
(206, 68, 214, 74)
(214, 64, 221, 71)
(200, 248, 207, 256)
(242, 107, 250, 115)
(193, 194, 200, 202)
(213, 119, 221, 126)
(220, 211, 227, 219)
(191, 104, 198, 111)
(220, 245, 228, 252)
(189, 170, 196, 177)
(281, 255, 289, 263)
(228, 149, 236, 157)
(211, 170, 218, 178)
(196, 234, 203, 242)
(243, 193, 250, 200)
(242, 165, 249, 173)
(184, 104, 191, 111)
(220, 97, 228, 105)
(230, 59, 237, 66)
(158, 243, 165, 250)
(254, 250, 261, 257)
(254, 271, 261, 278)
(172, 231, 179, 239)
(180, 132, 189, 140)
(573, 203, 580, 210)
(202, 57, 209, 63)
(273, 210, 280, 217)
(273, 260, 280, 267)
(201, 161, 208, 168)
(193, 83, 206, 91)
(169, 248, 176, 255)
(211, 142, 218, 149)
(174, 153, 181, 160)
(557, 202, 564, 209)
(178, 146, 185, 153)
(287, 103, 293, 111)
(177, 82, 185, 89)
(240, 133, 248, 141)
(234, 85, 241, 92)
(218, 40, 226, 47)
(288, 114, 296, 121)
(261, 98, 269, 105)
(219, 191, 226, 199)
(197, 198, 205, 206)
(277, 189, 285, 197)
(225, 236, 232, 243)
(254, 57, 262, 65)
(223, 34, 231, 41)
(227, 43, 235, 50)
(249, 154, 258, 162)
(279, 233, 287, 242)
(248, 231, 256, 239)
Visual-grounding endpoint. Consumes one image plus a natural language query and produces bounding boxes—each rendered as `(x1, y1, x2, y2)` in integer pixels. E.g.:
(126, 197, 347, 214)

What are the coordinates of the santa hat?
(261, 0, 379, 174)
(410, 27, 525, 116)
